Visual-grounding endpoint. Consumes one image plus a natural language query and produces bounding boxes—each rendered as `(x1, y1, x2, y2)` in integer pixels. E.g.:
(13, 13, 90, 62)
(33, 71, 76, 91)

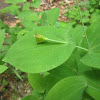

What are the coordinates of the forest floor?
(0, 0, 76, 100)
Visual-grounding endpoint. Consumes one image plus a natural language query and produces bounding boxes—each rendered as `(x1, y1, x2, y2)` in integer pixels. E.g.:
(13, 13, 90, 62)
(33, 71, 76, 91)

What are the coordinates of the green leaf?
(0, 20, 4, 29)
(40, 12, 48, 26)
(11, 67, 23, 81)
(47, 8, 60, 25)
(45, 74, 60, 94)
(83, 92, 94, 100)
(49, 60, 77, 79)
(0, 45, 10, 64)
(23, 2, 30, 11)
(0, 45, 10, 52)
(90, 11, 100, 23)
(84, 70, 100, 100)
(9, 26, 22, 35)
(0, 49, 9, 65)
(28, 73, 45, 93)
(1, 4, 20, 15)
(49, 51, 77, 79)
(50, 49, 91, 78)
(21, 95, 39, 100)
(17, 10, 39, 21)
(5, 0, 26, 4)
(71, 25, 84, 45)
(21, 19, 37, 29)
(40, 8, 60, 26)
(3, 26, 75, 73)
(81, 19, 100, 68)
(17, 10, 33, 18)
(45, 76, 87, 100)
(2, 79, 8, 85)
(32, 89, 44, 99)
(54, 22, 73, 35)
(0, 29, 5, 48)
(32, 0, 41, 8)
(17, 29, 28, 39)
(0, 65, 8, 74)
(18, 10, 39, 29)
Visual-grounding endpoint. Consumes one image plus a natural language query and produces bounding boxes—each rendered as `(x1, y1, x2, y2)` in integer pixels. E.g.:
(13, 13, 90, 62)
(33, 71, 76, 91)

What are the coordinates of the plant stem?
(11, 67, 23, 81)
(76, 0, 90, 49)
(47, 38, 67, 44)
(76, 46, 89, 52)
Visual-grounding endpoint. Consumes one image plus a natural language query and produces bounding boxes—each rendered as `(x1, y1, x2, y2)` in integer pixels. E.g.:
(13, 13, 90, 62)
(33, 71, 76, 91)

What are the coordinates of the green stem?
(76, 0, 90, 48)
(47, 38, 67, 44)
(76, 46, 89, 52)
(11, 67, 23, 81)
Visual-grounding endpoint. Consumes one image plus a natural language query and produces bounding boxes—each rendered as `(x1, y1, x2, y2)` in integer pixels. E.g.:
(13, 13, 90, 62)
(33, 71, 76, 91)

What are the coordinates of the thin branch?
(76, 0, 90, 49)
(76, 46, 89, 52)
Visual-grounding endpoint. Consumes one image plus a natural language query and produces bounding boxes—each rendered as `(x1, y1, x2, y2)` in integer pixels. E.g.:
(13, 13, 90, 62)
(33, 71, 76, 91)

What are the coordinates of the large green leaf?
(5, 0, 26, 4)
(49, 49, 91, 78)
(3, 26, 75, 73)
(71, 25, 84, 45)
(81, 19, 100, 68)
(21, 95, 39, 100)
(47, 8, 60, 25)
(49, 51, 77, 79)
(28, 73, 45, 93)
(84, 70, 100, 100)
(45, 76, 87, 100)
(0, 29, 5, 48)
(0, 65, 8, 74)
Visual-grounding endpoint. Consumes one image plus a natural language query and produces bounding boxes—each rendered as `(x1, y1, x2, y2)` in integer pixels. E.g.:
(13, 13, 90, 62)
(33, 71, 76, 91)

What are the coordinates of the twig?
(76, 0, 90, 49)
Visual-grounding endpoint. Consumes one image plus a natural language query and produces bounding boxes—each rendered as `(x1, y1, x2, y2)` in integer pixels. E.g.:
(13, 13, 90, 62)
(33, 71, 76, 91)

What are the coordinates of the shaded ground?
(0, 0, 75, 100)
(0, 70, 32, 100)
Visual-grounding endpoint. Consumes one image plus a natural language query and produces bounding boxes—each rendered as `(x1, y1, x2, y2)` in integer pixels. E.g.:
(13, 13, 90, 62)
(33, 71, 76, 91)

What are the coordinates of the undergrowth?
(0, 0, 100, 100)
